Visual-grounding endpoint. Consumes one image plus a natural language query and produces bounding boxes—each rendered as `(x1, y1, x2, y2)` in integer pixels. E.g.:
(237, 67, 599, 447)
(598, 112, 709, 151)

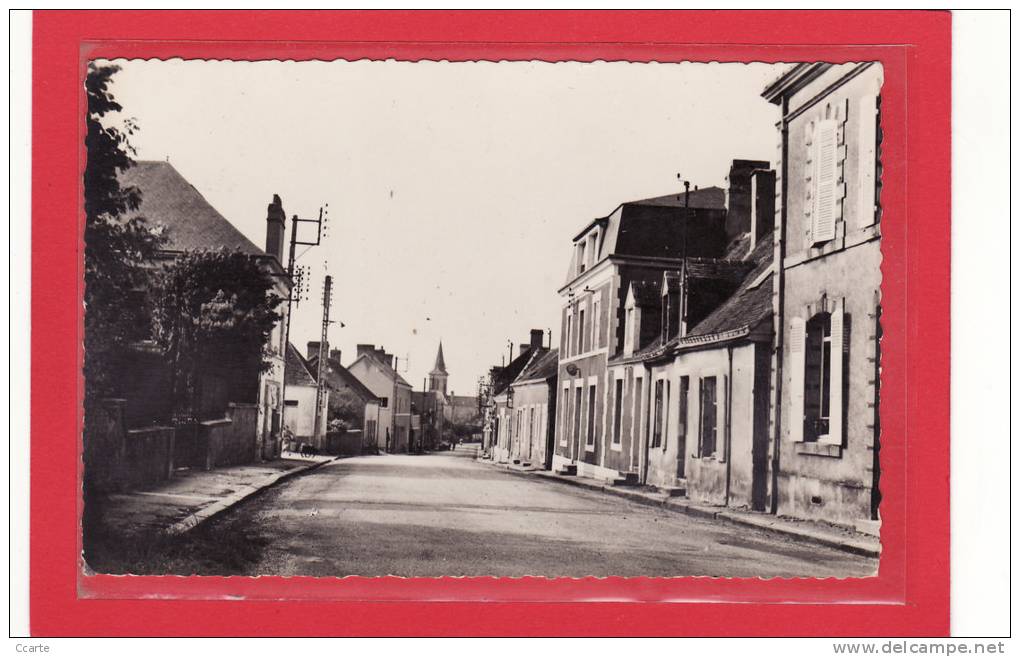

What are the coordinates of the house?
(552, 183, 734, 481)
(305, 343, 379, 444)
(489, 330, 547, 463)
(283, 342, 327, 448)
(601, 163, 776, 506)
(116, 161, 293, 464)
(763, 63, 884, 530)
(505, 348, 559, 469)
(348, 344, 414, 453)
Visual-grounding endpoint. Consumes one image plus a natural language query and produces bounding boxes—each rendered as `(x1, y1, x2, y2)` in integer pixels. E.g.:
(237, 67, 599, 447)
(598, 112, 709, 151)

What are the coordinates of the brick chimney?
(725, 159, 771, 241)
(329, 348, 342, 363)
(356, 344, 376, 359)
(265, 194, 287, 263)
(749, 169, 776, 251)
(307, 341, 328, 360)
(530, 329, 545, 349)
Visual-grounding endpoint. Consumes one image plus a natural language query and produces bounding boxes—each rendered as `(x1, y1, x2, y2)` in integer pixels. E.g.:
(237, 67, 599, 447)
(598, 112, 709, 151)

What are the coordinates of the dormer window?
(577, 242, 587, 275)
(587, 231, 598, 268)
(623, 285, 641, 357)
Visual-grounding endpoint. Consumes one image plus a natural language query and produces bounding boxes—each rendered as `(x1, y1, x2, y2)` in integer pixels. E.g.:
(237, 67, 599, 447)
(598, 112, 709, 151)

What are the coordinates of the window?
(811, 118, 838, 244)
(633, 377, 643, 439)
(578, 308, 586, 354)
(528, 406, 536, 451)
(578, 242, 587, 275)
(592, 297, 601, 350)
(612, 377, 624, 445)
(585, 384, 597, 447)
(699, 376, 718, 457)
(573, 386, 583, 445)
(565, 309, 573, 358)
(663, 380, 671, 449)
(790, 302, 847, 445)
(677, 376, 690, 472)
(560, 387, 569, 445)
(379, 397, 389, 408)
(651, 379, 664, 448)
(857, 94, 881, 229)
(587, 233, 597, 268)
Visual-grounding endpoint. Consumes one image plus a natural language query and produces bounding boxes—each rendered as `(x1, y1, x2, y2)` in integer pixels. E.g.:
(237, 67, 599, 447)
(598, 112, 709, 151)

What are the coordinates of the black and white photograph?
(81, 57, 885, 579)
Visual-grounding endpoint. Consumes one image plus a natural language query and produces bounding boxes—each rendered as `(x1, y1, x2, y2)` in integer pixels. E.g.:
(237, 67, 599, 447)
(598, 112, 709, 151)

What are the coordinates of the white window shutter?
(788, 317, 806, 442)
(857, 94, 879, 228)
(720, 373, 729, 462)
(827, 299, 846, 446)
(813, 119, 838, 243)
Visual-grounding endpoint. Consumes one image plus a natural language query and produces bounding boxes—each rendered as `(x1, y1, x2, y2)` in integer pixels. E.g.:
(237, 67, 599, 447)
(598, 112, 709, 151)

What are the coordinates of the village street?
(165, 446, 877, 578)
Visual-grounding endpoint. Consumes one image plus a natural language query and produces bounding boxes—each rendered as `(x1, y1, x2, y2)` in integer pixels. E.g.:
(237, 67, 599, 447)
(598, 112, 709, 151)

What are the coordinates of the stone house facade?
(763, 62, 883, 529)
(553, 186, 735, 482)
(348, 344, 413, 453)
(506, 348, 558, 469)
(116, 161, 292, 463)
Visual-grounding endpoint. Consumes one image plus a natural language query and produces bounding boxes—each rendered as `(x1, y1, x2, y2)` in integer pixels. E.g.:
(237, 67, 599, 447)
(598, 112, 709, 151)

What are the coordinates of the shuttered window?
(812, 119, 838, 243)
(651, 379, 664, 448)
(825, 299, 848, 446)
(788, 317, 806, 442)
(698, 376, 718, 457)
(612, 378, 623, 444)
(857, 94, 880, 228)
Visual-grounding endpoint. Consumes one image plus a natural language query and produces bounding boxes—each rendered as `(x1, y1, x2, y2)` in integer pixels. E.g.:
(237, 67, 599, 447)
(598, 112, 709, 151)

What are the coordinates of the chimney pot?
(265, 195, 287, 263)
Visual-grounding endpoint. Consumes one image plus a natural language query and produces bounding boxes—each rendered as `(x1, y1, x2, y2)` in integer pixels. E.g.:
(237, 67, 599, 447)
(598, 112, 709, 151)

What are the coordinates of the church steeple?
(428, 342, 448, 395)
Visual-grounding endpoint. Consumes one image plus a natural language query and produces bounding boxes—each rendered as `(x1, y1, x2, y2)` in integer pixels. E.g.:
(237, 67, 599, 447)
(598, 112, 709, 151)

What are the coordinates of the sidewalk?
(100, 453, 334, 539)
(480, 458, 881, 558)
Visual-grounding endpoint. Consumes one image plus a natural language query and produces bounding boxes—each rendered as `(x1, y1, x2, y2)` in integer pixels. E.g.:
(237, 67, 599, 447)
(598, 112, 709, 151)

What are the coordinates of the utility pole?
(313, 275, 333, 444)
(280, 205, 328, 452)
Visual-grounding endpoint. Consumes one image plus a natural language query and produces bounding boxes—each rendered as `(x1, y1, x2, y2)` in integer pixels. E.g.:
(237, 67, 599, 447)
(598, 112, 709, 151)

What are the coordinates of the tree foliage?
(151, 249, 283, 420)
(83, 62, 164, 403)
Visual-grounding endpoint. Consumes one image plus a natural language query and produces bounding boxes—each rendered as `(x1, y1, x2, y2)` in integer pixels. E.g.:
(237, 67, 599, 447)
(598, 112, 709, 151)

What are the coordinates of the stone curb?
(478, 457, 880, 559)
(165, 457, 337, 536)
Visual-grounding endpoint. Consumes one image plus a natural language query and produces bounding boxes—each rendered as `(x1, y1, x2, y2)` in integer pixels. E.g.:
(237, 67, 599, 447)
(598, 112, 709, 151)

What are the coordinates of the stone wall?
(84, 399, 175, 492)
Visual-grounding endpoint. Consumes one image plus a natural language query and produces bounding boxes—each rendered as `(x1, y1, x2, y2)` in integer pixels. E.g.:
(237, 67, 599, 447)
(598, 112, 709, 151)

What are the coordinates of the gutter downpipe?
(724, 344, 734, 507)
(770, 96, 790, 516)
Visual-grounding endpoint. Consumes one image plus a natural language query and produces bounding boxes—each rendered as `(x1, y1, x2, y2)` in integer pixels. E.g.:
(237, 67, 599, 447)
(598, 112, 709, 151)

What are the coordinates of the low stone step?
(555, 464, 577, 476)
(660, 486, 687, 497)
(611, 472, 640, 487)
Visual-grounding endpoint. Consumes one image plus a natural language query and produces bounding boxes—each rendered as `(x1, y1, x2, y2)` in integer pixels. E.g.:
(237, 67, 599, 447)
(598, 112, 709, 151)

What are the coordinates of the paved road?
(184, 444, 876, 578)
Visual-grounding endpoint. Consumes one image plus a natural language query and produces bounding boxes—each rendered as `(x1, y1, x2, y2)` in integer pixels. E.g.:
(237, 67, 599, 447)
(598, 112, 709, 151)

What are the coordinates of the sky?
(104, 58, 785, 395)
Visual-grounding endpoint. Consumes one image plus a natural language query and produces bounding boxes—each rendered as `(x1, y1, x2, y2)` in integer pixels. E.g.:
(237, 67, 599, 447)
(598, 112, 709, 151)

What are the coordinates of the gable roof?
(307, 355, 379, 402)
(492, 346, 542, 396)
(512, 348, 559, 386)
(684, 233, 775, 341)
(119, 161, 264, 256)
(348, 351, 413, 388)
(285, 343, 318, 387)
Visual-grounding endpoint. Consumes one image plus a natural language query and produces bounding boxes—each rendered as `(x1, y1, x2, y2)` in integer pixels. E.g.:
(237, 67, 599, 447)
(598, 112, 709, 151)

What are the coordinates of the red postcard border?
(29, 10, 951, 636)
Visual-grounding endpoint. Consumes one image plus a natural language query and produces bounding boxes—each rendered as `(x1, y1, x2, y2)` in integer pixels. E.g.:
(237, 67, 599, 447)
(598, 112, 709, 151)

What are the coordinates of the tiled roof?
(513, 348, 559, 385)
(308, 355, 379, 402)
(118, 161, 264, 256)
(685, 234, 775, 339)
(625, 186, 727, 210)
(285, 343, 318, 387)
(492, 346, 542, 396)
(350, 352, 413, 388)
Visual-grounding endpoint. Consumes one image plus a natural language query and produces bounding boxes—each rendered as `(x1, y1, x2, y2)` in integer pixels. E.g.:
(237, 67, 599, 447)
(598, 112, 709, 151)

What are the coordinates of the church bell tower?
(428, 342, 449, 396)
